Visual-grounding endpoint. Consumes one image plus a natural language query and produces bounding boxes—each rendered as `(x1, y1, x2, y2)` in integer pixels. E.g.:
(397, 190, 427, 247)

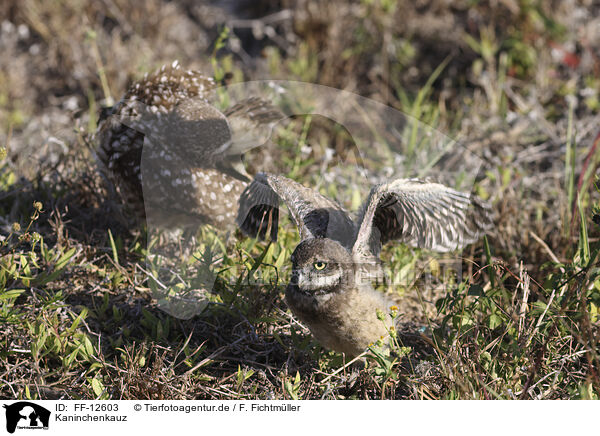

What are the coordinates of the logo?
(3, 402, 50, 434)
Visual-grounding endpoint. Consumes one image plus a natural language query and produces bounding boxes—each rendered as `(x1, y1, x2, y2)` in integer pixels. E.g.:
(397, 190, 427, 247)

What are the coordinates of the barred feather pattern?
(236, 172, 356, 246)
(353, 178, 495, 259)
(237, 173, 494, 262)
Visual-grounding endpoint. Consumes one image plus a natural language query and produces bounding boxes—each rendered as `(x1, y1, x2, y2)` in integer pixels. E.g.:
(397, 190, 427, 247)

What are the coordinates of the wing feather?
(353, 179, 493, 259)
(236, 173, 356, 246)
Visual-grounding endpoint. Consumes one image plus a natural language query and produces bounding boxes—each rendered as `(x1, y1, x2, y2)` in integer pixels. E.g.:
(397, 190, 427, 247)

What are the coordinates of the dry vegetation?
(1, 0, 600, 399)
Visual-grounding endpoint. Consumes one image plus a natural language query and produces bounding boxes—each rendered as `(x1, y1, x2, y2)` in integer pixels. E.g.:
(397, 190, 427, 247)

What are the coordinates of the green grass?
(1, 0, 600, 400)
(1, 123, 599, 399)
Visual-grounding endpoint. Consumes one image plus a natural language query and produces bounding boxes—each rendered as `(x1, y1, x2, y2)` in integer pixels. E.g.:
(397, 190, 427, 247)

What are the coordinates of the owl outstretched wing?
(236, 172, 356, 246)
(352, 179, 493, 259)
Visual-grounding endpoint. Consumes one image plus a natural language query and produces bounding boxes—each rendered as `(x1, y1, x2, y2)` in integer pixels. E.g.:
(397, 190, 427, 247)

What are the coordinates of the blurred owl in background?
(95, 61, 281, 232)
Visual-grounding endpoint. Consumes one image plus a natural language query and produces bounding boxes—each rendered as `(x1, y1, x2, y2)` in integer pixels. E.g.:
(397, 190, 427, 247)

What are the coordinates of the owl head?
(288, 238, 355, 298)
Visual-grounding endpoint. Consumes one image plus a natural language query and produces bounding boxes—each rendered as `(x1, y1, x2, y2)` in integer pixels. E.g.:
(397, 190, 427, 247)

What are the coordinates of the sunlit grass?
(1, 0, 599, 399)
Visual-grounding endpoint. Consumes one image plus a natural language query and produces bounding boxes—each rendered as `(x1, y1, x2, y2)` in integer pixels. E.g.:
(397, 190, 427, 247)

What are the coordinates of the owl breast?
(286, 284, 393, 357)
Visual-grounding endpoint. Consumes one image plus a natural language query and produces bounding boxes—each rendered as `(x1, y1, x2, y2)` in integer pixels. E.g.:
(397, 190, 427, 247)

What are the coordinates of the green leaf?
(467, 284, 484, 296)
(64, 348, 79, 367)
(83, 336, 95, 358)
(108, 229, 119, 265)
(578, 197, 589, 264)
(274, 248, 287, 270)
(70, 308, 88, 332)
(90, 377, 104, 397)
(0, 288, 26, 300)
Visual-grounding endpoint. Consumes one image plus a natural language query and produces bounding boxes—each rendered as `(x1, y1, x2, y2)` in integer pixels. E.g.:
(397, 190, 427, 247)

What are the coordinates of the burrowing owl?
(237, 173, 493, 356)
(95, 61, 280, 231)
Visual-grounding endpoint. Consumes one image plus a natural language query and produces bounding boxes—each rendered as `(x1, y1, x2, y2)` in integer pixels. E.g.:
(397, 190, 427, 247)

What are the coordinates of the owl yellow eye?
(313, 261, 327, 270)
